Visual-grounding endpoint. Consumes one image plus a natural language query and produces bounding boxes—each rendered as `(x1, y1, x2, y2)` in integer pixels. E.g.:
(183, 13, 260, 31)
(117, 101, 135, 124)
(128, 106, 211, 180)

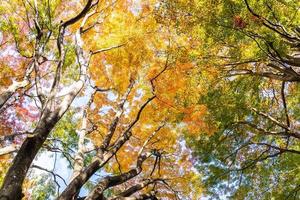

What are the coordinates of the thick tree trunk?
(0, 109, 59, 200)
(0, 0, 93, 198)
(0, 79, 84, 199)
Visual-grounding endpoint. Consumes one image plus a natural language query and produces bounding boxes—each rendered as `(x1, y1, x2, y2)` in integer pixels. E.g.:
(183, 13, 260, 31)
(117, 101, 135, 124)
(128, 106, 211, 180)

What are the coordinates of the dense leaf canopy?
(160, 0, 300, 199)
(0, 0, 299, 200)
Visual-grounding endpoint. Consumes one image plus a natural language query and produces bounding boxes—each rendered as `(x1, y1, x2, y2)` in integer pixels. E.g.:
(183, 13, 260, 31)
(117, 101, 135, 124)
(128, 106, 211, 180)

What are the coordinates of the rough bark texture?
(0, 109, 59, 200)
(0, 91, 14, 110)
(85, 169, 141, 200)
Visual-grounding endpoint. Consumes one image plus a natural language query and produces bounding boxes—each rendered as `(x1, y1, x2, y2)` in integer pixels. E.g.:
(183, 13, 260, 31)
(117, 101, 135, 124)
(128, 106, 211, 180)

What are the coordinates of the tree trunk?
(0, 109, 59, 200)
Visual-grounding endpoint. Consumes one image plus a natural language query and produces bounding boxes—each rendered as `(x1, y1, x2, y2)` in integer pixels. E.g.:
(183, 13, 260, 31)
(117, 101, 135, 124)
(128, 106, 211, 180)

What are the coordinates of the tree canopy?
(0, 0, 299, 200)
(160, 0, 300, 199)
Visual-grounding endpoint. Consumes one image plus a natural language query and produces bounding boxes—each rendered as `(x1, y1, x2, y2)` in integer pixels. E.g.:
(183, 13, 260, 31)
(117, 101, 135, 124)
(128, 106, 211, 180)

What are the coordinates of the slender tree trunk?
(71, 110, 87, 180)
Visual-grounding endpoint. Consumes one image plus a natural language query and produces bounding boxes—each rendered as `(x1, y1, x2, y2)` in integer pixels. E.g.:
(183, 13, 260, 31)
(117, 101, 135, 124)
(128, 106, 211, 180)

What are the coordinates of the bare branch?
(58, 96, 155, 199)
(85, 152, 154, 200)
(61, 0, 96, 28)
(31, 164, 68, 186)
(250, 108, 300, 138)
(0, 144, 20, 156)
(138, 124, 165, 156)
(91, 44, 125, 55)
(109, 179, 159, 199)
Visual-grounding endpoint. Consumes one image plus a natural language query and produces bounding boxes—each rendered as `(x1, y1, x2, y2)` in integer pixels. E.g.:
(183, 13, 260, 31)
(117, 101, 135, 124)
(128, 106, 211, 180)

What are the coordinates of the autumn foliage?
(0, 0, 209, 199)
(1, 0, 299, 199)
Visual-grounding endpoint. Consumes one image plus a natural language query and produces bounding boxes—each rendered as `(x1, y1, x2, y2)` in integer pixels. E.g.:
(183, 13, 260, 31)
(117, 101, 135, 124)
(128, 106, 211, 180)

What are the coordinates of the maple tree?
(0, 0, 206, 200)
(158, 0, 300, 199)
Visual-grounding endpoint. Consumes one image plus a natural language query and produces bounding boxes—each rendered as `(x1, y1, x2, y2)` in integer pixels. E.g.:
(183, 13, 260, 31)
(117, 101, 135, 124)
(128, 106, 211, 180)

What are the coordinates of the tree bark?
(58, 97, 155, 200)
(0, 79, 84, 200)
(0, 109, 59, 200)
(85, 153, 150, 200)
